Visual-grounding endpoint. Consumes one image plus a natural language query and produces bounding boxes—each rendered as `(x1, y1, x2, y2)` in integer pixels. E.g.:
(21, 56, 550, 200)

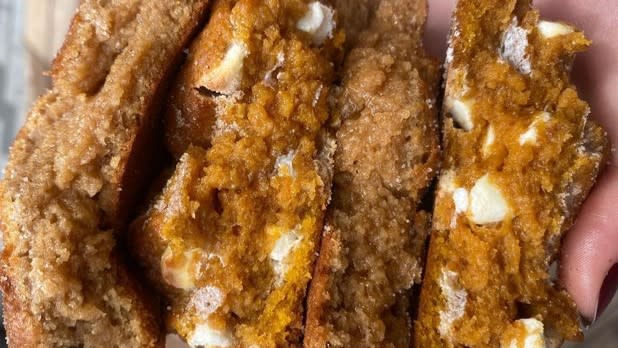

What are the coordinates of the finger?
(424, 0, 456, 59)
(560, 165, 618, 321)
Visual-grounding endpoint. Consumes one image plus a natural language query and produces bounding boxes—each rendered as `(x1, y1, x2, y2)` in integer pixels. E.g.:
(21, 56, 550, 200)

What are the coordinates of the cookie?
(128, 1, 343, 346)
(415, 1, 610, 347)
(304, 0, 440, 346)
(0, 0, 210, 346)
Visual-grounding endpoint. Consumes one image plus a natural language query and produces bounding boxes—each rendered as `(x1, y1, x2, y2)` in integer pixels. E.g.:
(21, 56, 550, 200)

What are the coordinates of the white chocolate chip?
(188, 323, 235, 348)
(519, 126, 538, 145)
(438, 269, 468, 339)
(505, 318, 546, 348)
(161, 247, 200, 290)
(446, 97, 475, 131)
(468, 174, 509, 224)
(198, 41, 248, 95)
(538, 20, 573, 38)
(297, 2, 335, 45)
(519, 112, 551, 145)
(500, 17, 531, 74)
(483, 125, 496, 156)
(270, 229, 303, 283)
(453, 188, 469, 214)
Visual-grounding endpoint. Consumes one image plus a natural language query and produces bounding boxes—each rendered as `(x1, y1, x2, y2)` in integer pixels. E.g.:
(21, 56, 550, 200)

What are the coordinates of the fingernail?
(593, 263, 618, 322)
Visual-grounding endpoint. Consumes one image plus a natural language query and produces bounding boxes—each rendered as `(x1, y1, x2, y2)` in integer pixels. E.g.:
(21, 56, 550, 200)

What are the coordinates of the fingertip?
(560, 166, 618, 321)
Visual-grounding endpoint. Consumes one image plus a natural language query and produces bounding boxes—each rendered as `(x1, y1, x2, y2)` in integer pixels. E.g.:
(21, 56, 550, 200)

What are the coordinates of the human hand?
(425, 0, 618, 323)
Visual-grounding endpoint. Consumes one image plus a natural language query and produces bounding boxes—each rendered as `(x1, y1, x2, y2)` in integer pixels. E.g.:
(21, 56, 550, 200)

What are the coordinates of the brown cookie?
(304, 0, 440, 346)
(0, 0, 210, 346)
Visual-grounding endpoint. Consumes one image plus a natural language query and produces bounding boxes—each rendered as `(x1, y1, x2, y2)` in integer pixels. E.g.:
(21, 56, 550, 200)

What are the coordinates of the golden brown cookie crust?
(0, 0, 210, 346)
(163, 0, 235, 159)
(415, 1, 610, 347)
(304, 0, 440, 346)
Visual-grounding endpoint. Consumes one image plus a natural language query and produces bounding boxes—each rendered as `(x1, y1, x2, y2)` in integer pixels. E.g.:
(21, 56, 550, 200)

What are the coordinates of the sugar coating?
(213, 118, 242, 137)
(189, 286, 225, 317)
(500, 18, 531, 75)
(519, 126, 538, 145)
(445, 19, 461, 66)
(439, 170, 458, 194)
(312, 84, 324, 107)
(438, 269, 468, 339)
(445, 46, 455, 66)
(450, 187, 469, 228)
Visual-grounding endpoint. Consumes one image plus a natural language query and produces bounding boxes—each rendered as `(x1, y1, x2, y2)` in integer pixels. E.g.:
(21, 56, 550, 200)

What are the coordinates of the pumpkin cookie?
(129, 0, 343, 346)
(415, 1, 610, 347)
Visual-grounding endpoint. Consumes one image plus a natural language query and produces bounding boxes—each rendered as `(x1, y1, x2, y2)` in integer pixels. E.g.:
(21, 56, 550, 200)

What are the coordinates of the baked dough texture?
(304, 0, 440, 347)
(415, 0, 610, 347)
(0, 0, 210, 346)
(128, 0, 343, 346)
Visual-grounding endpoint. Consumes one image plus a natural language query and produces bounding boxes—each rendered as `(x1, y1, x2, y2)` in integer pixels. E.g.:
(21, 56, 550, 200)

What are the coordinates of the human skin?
(425, 0, 618, 322)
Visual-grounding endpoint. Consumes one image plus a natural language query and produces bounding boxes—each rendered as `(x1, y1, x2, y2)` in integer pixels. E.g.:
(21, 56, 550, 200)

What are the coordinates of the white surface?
(0, 0, 25, 174)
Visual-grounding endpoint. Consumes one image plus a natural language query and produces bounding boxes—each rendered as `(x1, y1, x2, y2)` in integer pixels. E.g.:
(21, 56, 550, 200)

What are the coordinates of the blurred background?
(0, 0, 615, 347)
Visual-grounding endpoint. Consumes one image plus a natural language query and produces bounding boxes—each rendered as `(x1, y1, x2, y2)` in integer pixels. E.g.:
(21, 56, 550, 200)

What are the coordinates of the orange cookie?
(128, 0, 343, 346)
(415, 1, 610, 347)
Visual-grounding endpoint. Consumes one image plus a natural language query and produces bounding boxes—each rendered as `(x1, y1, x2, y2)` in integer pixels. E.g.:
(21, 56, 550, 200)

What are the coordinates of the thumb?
(560, 165, 618, 321)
